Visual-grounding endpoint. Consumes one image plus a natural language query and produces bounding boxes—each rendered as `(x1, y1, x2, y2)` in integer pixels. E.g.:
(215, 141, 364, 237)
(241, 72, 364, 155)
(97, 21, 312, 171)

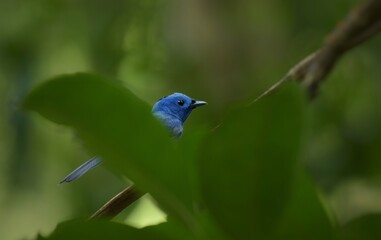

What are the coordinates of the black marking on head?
(191, 99, 196, 104)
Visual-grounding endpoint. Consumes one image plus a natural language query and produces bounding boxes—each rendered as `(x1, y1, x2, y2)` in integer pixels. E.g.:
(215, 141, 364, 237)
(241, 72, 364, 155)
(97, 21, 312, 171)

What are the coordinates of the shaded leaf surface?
(24, 73, 199, 227)
(274, 170, 335, 239)
(339, 214, 381, 240)
(198, 84, 329, 239)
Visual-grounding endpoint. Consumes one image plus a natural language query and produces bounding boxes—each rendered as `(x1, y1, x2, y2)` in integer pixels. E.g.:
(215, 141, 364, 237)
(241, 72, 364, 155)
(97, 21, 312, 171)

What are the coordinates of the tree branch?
(89, 184, 145, 220)
(252, 0, 381, 103)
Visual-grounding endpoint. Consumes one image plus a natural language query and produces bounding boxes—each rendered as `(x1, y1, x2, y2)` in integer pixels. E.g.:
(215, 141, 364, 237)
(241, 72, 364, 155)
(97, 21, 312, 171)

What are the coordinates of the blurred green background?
(1, 0, 381, 239)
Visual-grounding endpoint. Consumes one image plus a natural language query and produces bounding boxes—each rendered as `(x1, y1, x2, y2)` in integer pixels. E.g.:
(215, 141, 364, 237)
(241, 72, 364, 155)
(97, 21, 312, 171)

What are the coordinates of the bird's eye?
(177, 100, 185, 106)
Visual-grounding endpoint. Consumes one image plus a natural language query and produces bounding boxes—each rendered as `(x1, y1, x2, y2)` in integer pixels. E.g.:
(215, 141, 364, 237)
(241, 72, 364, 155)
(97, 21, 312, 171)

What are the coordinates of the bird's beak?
(191, 100, 207, 109)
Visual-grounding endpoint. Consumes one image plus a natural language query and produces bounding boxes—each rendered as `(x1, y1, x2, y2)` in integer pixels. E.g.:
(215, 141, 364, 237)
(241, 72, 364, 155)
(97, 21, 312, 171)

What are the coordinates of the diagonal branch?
(252, 0, 381, 103)
(89, 184, 145, 219)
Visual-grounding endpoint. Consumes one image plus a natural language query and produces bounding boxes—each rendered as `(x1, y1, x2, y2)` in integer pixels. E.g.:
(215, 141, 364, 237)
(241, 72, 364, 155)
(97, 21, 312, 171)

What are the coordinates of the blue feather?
(60, 157, 101, 183)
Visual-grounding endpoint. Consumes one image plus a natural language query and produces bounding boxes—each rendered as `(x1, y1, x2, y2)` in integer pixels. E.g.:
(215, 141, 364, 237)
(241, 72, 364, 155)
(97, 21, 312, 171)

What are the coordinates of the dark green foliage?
(24, 73, 341, 239)
(198, 84, 307, 239)
(339, 214, 381, 240)
(24, 73, 199, 229)
(2, 0, 380, 239)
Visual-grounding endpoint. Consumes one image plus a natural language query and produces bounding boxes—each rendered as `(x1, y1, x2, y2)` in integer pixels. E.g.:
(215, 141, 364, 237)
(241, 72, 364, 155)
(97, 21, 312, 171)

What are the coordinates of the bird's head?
(152, 92, 207, 124)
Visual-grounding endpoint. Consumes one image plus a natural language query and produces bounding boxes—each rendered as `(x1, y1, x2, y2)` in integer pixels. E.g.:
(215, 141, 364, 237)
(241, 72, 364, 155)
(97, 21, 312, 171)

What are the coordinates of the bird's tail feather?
(60, 157, 102, 183)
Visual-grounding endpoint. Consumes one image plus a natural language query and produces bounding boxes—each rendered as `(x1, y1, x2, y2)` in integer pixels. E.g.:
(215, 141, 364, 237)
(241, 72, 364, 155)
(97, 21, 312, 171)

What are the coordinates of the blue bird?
(60, 92, 207, 183)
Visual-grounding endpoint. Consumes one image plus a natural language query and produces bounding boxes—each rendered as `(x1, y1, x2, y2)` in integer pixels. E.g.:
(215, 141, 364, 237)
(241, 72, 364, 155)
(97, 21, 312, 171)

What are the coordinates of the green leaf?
(198, 84, 308, 239)
(23, 73, 199, 228)
(35, 219, 194, 240)
(339, 214, 381, 240)
(274, 170, 335, 239)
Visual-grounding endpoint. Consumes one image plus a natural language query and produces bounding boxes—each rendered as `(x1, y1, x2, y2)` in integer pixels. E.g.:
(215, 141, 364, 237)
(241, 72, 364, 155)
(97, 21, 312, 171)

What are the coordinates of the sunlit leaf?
(35, 219, 194, 240)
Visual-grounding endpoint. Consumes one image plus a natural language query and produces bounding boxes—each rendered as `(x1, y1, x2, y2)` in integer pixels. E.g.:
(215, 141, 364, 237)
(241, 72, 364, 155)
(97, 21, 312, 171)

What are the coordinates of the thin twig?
(89, 184, 145, 219)
(248, 75, 291, 105)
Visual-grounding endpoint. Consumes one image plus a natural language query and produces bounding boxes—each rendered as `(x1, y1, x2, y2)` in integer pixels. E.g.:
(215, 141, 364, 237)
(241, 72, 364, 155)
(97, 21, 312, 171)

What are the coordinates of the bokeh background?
(1, 0, 381, 239)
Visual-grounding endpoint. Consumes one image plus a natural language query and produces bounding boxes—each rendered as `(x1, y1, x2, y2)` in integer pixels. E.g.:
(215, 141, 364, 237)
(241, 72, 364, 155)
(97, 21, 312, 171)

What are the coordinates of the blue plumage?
(60, 92, 207, 183)
(59, 157, 101, 183)
(152, 92, 207, 138)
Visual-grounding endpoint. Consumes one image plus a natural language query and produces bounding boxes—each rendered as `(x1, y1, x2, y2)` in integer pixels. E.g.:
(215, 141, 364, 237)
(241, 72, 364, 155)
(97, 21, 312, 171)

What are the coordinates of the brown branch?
(89, 184, 145, 220)
(252, 0, 381, 103)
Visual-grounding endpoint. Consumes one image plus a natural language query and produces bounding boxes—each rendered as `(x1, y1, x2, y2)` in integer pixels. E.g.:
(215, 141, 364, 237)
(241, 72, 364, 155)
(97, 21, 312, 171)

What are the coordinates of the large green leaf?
(274, 169, 335, 239)
(339, 214, 381, 240)
(23, 73, 199, 228)
(198, 84, 317, 239)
